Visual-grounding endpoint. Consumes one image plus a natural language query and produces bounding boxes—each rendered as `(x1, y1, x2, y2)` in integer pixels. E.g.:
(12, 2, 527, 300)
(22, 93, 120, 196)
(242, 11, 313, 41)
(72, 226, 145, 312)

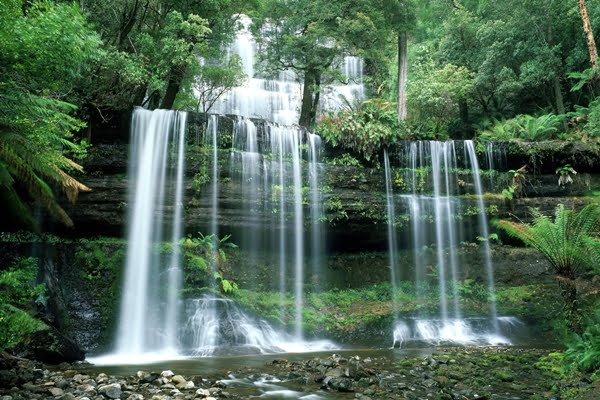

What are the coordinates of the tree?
(255, 0, 396, 127)
(495, 204, 600, 333)
(0, 0, 100, 228)
(578, 0, 598, 68)
(192, 56, 246, 113)
(79, 0, 249, 118)
(372, 0, 416, 122)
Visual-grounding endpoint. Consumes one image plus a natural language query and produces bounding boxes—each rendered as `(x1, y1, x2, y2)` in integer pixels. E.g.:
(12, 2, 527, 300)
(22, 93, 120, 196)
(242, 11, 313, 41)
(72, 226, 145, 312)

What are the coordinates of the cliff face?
(8, 113, 598, 356)
(61, 113, 599, 254)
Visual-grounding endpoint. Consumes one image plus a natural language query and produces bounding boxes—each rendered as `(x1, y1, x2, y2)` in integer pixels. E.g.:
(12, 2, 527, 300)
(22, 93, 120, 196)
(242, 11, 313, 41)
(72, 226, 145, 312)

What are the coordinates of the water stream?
(386, 141, 506, 347)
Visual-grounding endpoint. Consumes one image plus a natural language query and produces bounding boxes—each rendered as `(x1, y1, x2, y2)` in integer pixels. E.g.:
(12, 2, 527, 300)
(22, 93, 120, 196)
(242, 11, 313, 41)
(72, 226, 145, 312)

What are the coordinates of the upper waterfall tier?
(209, 15, 365, 125)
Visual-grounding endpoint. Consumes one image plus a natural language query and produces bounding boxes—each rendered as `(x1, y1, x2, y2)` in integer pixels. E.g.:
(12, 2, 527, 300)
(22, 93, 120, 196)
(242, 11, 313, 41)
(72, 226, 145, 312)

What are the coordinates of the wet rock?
(328, 377, 354, 392)
(171, 375, 186, 385)
(160, 371, 174, 379)
(48, 387, 64, 397)
(98, 383, 122, 399)
(195, 388, 210, 397)
(25, 326, 85, 364)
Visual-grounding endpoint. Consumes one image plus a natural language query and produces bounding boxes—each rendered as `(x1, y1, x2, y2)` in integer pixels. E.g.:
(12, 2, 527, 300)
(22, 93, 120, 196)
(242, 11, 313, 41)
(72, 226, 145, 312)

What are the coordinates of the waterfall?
(383, 149, 400, 339)
(308, 133, 323, 291)
(114, 108, 187, 358)
(465, 141, 499, 331)
(387, 140, 505, 347)
(212, 15, 366, 125)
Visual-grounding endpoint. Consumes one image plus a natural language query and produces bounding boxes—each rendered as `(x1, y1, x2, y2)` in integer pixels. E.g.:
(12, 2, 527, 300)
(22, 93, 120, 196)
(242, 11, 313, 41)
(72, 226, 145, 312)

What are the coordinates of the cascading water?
(383, 150, 400, 329)
(308, 133, 323, 290)
(95, 109, 188, 363)
(212, 15, 366, 125)
(388, 140, 507, 347)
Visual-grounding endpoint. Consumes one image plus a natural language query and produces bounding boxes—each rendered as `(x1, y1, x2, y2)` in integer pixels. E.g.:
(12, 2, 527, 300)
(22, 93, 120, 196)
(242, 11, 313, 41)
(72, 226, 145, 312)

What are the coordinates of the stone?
(171, 375, 186, 385)
(160, 371, 174, 379)
(56, 394, 75, 400)
(126, 395, 144, 400)
(22, 383, 45, 393)
(98, 383, 122, 399)
(195, 388, 210, 397)
(177, 381, 195, 390)
(49, 387, 64, 397)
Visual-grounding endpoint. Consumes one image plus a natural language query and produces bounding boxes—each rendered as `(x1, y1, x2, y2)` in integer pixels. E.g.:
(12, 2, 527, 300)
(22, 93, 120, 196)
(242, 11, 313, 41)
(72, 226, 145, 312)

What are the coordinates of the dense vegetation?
(0, 0, 599, 391)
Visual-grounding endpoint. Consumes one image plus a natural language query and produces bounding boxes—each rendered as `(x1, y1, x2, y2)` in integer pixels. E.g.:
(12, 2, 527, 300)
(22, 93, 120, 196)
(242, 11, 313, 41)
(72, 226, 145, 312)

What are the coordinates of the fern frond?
(496, 204, 600, 276)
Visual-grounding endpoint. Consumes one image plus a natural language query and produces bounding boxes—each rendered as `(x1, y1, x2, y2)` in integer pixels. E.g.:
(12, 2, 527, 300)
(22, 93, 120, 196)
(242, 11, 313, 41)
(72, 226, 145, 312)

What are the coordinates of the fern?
(495, 204, 600, 276)
(0, 87, 90, 227)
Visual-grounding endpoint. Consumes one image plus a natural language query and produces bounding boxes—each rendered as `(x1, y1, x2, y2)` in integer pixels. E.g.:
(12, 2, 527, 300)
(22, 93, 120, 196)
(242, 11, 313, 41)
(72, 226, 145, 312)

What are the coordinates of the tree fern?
(495, 204, 600, 332)
(0, 1, 98, 228)
(495, 204, 599, 276)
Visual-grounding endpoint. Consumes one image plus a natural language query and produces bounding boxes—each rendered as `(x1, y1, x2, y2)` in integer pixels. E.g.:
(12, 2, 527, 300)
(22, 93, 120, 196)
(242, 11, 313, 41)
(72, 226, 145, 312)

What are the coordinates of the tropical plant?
(0, 1, 99, 227)
(0, 257, 46, 351)
(501, 166, 527, 200)
(318, 99, 402, 161)
(513, 114, 562, 141)
(495, 204, 600, 332)
(478, 114, 563, 142)
(566, 311, 600, 373)
(556, 164, 577, 186)
(182, 233, 238, 294)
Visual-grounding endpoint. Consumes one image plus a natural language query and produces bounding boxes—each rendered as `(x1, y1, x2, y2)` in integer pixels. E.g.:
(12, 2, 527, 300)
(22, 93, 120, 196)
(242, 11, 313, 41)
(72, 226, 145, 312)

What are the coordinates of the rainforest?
(1, 0, 599, 399)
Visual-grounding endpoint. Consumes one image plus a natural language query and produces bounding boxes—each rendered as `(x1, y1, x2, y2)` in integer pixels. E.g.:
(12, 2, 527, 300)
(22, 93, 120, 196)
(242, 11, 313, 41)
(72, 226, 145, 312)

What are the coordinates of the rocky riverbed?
(1, 347, 598, 400)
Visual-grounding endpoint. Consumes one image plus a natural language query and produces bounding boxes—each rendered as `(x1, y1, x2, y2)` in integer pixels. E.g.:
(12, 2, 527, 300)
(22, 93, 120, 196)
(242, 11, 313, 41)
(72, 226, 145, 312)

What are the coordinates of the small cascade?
(485, 142, 495, 188)
(114, 108, 187, 358)
(393, 317, 522, 346)
(185, 295, 295, 356)
(308, 133, 323, 290)
(205, 117, 333, 347)
(383, 150, 400, 333)
(386, 140, 504, 347)
(212, 15, 366, 125)
(465, 141, 499, 330)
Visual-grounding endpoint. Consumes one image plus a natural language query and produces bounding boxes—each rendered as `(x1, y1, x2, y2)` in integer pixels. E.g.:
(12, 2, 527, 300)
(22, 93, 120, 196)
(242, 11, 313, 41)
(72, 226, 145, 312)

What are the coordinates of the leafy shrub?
(182, 233, 238, 294)
(478, 113, 564, 142)
(566, 311, 600, 372)
(318, 99, 402, 161)
(0, 257, 46, 351)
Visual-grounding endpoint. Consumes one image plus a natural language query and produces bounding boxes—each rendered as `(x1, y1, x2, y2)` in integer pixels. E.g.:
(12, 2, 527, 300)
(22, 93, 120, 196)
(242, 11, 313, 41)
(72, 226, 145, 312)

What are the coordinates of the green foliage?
(566, 311, 600, 373)
(495, 204, 600, 331)
(556, 164, 577, 186)
(501, 166, 527, 200)
(319, 99, 402, 161)
(479, 114, 564, 142)
(0, 0, 99, 227)
(496, 204, 600, 277)
(75, 238, 126, 282)
(0, 257, 46, 351)
(582, 98, 600, 140)
(182, 233, 238, 294)
(183, 55, 246, 113)
(407, 46, 475, 135)
(327, 153, 363, 167)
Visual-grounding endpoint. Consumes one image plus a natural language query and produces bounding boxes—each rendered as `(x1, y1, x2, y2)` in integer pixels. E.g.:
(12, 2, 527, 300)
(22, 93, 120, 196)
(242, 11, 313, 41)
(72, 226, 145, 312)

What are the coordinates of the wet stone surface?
(1, 347, 599, 399)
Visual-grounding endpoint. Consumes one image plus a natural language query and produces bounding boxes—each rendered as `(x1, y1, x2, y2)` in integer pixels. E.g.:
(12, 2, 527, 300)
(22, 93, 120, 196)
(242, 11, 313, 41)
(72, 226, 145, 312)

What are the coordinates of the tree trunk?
(299, 68, 317, 128)
(553, 75, 566, 115)
(558, 276, 583, 334)
(459, 98, 469, 137)
(397, 32, 408, 123)
(309, 74, 321, 126)
(578, 0, 598, 68)
(161, 72, 183, 110)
